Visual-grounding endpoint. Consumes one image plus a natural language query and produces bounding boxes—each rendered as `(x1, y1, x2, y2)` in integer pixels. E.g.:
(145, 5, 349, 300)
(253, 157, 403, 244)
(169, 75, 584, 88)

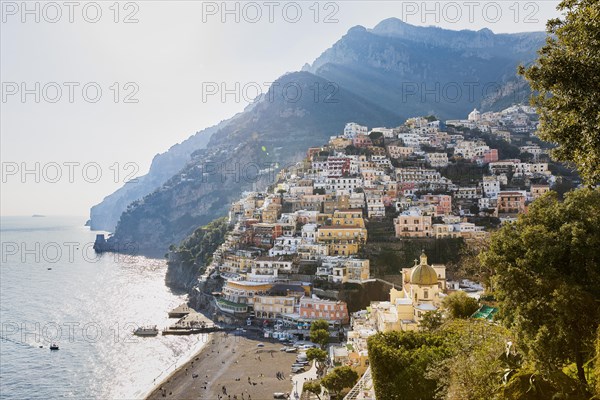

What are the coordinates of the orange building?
(300, 297, 349, 324)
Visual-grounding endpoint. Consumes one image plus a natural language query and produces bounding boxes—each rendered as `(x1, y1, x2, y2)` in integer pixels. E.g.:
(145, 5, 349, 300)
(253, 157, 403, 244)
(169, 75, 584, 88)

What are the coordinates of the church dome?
(410, 251, 438, 285)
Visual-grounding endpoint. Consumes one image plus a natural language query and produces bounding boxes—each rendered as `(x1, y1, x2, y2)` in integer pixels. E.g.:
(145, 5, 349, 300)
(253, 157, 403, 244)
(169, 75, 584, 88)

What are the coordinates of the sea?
(0, 216, 208, 399)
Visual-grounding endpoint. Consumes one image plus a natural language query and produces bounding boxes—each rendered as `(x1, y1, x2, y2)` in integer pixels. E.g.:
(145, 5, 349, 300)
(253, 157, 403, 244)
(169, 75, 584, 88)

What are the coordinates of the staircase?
(343, 366, 376, 400)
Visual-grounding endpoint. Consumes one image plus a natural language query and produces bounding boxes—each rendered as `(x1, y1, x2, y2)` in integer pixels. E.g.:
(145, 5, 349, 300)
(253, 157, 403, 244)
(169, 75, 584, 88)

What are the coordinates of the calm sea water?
(0, 216, 208, 399)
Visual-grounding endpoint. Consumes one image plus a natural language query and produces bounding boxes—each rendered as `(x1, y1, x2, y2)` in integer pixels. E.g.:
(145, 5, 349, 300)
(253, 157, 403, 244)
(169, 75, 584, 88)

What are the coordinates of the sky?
(1, 0, 561, 217)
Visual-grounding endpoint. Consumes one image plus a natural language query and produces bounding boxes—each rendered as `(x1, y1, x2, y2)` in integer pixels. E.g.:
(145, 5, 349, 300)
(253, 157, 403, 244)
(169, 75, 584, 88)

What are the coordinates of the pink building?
(352, 134, 373, 148)
(483, 149, 499, 164)
(422, 194, 452, 215)
(299, 298, 349, 324)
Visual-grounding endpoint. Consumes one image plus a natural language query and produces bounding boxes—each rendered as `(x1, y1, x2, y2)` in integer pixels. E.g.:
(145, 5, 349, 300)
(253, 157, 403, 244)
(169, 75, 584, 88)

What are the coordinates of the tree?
(303, 380, 323, 400)
(369, 131, 385, 147)
(518, 0, 600, 185)
(309, 319, 330, 350)
(442, 291, 479, 319)
(451, 238, 495, 291)
(595, 328, 600, 397)
(519, 152, 535, 163)
(481, 189, 600, 386)
(420, 310, 444, 332)
(306, 348, 328, 377)
(321, 366, 359, 400)
(368, 330, 451, 399)
(427, 319, 518, 400)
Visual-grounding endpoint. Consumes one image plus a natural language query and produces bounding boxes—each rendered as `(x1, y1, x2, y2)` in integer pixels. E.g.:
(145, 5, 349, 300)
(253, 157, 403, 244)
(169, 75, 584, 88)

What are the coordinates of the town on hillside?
(190, 104, 575, 399)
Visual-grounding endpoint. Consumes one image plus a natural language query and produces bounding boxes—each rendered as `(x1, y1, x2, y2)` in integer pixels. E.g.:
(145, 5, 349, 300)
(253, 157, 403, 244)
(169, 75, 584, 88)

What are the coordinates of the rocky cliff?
(304, 18, 546, 119)
(103, 71, 401, 254)
(91, 19, 547, 256)
(89, 119, 230, 232)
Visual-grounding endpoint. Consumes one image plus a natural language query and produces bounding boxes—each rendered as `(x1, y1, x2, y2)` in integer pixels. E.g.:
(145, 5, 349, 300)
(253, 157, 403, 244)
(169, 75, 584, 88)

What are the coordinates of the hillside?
(89, 119, 230, 232)
(103, 72, 401, 254)
(91, 20, 547, 255)
(305, 18, 546, 119)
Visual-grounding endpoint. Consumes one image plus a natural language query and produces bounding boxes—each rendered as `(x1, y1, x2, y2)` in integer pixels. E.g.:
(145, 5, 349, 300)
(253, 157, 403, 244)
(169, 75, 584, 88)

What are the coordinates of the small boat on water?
(133, 325, 159, 337)
(49, 344, 59, 350)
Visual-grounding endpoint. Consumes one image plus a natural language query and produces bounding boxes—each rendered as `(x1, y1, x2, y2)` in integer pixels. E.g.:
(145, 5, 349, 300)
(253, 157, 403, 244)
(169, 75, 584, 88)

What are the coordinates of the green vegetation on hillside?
(368, 188, 600, 398)
(481, 188, 600, 386)
(168, 217, 231, 274)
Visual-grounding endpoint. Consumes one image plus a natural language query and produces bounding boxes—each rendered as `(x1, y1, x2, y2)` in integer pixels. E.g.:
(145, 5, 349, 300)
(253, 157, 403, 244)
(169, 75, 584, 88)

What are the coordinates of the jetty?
(162, 309, 223, 335)
(168, 303, 192, 318)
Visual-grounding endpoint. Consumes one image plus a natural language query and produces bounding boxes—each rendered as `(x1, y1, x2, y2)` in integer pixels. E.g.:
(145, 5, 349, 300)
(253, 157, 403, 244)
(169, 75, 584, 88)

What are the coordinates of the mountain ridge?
(90, 19, 547, 255)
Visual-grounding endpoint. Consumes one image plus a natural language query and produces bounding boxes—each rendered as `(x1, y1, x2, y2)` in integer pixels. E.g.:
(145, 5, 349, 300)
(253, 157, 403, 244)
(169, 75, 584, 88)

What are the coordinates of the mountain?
(92, 20, 547, 255)
(102, 72, 401, 254)
(304, 18, 546, 119)
(89, 119, 229, 231)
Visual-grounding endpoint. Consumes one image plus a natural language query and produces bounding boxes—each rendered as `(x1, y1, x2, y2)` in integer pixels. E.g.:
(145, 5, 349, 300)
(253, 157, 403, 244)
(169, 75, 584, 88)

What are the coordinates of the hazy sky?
(1, 0, 560, 217)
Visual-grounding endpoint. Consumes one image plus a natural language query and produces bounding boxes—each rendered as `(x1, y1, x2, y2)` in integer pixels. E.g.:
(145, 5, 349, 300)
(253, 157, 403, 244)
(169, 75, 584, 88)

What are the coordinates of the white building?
(425, 152, 449, 167)
(344, 122, 368, 139)
(482, 176, 501, 198)
(468, 108, 481, 122)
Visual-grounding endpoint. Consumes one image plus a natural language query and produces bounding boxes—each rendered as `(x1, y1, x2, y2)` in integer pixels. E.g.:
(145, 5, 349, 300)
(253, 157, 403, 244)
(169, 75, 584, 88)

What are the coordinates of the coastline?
(145, 331, 299, 400)
(140, 332, 213, 399)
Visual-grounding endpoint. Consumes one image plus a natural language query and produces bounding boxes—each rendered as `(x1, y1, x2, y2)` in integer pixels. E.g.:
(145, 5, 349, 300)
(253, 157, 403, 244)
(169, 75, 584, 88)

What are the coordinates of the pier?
(168, 303, 192, 318)
(163, 309, 223, 335)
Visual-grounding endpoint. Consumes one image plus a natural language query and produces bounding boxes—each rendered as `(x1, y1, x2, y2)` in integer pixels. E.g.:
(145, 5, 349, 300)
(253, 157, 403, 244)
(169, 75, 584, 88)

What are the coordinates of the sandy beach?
(146, 331, 302, 400)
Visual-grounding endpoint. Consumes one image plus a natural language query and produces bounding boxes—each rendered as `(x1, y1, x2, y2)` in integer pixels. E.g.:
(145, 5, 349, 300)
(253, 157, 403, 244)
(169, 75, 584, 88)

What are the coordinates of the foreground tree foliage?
(450, 238, 494, 291)
(441, 291, 479, 319)
(428, 320, 517, 400)
(368, 320, 515, 400)
(303, 380, 323, 400)
(320, 366, 359, 400)
(501, 368, 588, 400)
(420, 310, 443, 332)
(519, 0, 600, 185)
(367, 330, 451, 399)
(481, 189, 600, 387)
(306, 348, 328, 377)
(309, 319, 330, 350)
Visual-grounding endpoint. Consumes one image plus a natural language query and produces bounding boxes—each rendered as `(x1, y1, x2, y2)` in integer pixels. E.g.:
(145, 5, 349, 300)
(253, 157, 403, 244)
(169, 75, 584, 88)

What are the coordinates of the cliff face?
(89, 120, 229, 232)
(164, 253, 198, 290)
(304, 18, 546, 119)
(104, 71, 401, 255)
(91, 19, 547, 257)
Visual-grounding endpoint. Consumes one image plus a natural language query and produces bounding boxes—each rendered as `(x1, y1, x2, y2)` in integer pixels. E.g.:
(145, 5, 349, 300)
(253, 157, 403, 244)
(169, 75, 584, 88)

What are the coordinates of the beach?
(146, 331, 302, 400)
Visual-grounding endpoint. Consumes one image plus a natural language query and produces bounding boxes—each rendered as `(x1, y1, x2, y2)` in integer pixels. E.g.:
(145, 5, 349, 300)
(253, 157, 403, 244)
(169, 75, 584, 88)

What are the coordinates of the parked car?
(273, 393, 288, 399)
(291, 366, 305, 373)
(257, 343, 265, 347)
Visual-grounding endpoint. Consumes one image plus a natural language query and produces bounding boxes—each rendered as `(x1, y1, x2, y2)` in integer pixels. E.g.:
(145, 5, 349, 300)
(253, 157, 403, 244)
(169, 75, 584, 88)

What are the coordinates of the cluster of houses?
(205, 105, 553, 336)
(197, 106, 557, 398)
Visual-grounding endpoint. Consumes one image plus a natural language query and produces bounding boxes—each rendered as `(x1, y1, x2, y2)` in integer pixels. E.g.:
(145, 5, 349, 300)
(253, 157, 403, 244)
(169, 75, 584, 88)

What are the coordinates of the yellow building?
(531, 184, 550, 199)
(253, 295, 296, 320)
(221, 280, 273, 306)
(332, 259, 370, 283)
(371, 252, 445, 332)
(262, 203, 282, 223)
(221, 252, 255, 273)
(317, 226, 367, 256)
(329, 137, 353, 149)
(331, 209, 366, 228)
(394, 212, 432, 238)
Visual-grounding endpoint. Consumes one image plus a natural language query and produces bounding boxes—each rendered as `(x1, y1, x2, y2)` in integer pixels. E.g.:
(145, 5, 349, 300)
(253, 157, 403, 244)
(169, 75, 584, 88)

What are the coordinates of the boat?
(49, 344, 59, 350)
(133, 325, 159, 337)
